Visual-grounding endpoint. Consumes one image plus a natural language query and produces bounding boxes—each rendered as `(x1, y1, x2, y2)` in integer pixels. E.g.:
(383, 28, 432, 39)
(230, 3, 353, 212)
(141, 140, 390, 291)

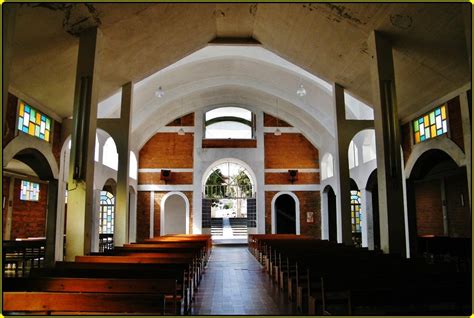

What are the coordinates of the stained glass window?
(99, 191, 115, 234)
(413, 105, 448, 144)
(17, 101, 52, 142)
(350, 190, 361, 233)
(20, 180, 40, 201)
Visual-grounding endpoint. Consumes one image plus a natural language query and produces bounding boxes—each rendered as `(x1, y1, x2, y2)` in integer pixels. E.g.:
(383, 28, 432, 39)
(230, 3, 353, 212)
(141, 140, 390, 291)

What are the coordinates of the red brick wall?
(3, 93, 18, 147)
(264, 113, 292, 127)
(445, 173, 470, 238)
(202, 139, 257, 148)
(265, 191, 321, 237)
(138, 172, 193, 185)
(265, 133, 319, 169)
(447, 97, 464, 151)
(11, 179, 48, 239)
(153, 191, 193, 236)
(265, 172, 319, 184)
(139, 133, 194, 168)
(136, 191, 150, 242)
(415, 180, 444, 236)
(3, 177, 10, 238)
(166, 113, 195, 126)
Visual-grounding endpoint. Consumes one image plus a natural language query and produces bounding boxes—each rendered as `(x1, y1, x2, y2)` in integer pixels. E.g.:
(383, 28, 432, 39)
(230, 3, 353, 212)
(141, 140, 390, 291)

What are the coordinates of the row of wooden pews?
(3, 234, 212, 315)
(249, 234, 471, 316)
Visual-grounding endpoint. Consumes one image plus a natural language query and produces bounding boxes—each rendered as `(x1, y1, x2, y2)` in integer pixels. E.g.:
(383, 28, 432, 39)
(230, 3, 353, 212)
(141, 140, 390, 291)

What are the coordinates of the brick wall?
(3, 93, 18, 147)
(202, 139, 257, 148)
(136, 191, 150, 242)
(265, 133, 319, 169)
(447, 97, 464, 151)
(445, 173, 470, 238)
(166, 113, 195, 126)
(11, 179, 48, 239)
(139, 133, 194, 168)
(414, 179, 444, 236)
(264, 113, 292, 127)
(265, 191, 321, 237)
(138, 172, 193, 185)
(265, 172, 320, 184)
(3, 177, 10, 238)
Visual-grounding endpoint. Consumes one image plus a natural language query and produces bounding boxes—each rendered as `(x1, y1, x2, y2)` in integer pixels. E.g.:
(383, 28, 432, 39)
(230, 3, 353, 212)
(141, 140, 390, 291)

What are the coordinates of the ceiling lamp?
(296, 83, 307, 97)
(178, 127, 185, 136)
(274, 97, 281, 136)
(274, 128, 282, 136)
(155, 86, 164, 98)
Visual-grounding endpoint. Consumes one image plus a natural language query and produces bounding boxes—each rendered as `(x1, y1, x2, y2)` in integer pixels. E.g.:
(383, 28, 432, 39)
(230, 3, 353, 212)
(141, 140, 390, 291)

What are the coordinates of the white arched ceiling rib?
(132, 86, 334, 151)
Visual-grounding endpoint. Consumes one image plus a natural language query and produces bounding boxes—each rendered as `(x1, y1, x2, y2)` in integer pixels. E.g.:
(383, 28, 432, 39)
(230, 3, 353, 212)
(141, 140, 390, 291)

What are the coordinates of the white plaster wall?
(163, 194, 187, 235)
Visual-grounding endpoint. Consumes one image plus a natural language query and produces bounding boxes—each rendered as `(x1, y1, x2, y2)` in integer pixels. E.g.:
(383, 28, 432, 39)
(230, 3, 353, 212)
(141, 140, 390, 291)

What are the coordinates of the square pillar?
(66, 27, 102, 260)
(368, 31, 406, 255)
(114, 82, 133, 246)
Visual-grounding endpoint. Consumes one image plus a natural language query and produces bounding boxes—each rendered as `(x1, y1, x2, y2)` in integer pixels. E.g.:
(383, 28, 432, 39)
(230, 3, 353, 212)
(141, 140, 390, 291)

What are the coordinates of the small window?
(20, 180, 40, 201)
(204, 107, 254, 139)
(99, 191, 115, 234)
(17, 101, 52, 142)
(348, 141, 359, 169)
(103, 137, 118, 170)
(350, 190, 361, 233)
(413, 105, 448, 144)
(129, 152, 138, 180)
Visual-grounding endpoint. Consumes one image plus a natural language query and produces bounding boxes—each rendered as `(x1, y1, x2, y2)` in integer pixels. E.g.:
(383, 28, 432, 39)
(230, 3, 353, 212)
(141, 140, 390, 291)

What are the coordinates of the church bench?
(75, 255, 199, 310)
(31, 262, 191, 314)
(3, 292, 168, 315)
(4, 276, 179, 315)
(2, 239, 46, 277)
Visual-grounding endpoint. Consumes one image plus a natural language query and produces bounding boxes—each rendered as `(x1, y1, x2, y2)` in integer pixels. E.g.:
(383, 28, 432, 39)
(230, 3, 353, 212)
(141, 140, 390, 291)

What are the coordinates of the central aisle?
(190, 245, 297, 315)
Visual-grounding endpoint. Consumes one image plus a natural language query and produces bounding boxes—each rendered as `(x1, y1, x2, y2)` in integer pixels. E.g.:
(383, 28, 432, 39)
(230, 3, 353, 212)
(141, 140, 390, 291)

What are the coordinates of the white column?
(360, 188, 374, 249)
(459, 91, 471, 206)
(149, 191, 155, 238)
(255, 110, 265, 234)
(192, 110, 203, 234)
(4, 177, 15, 240)
(66, 27, 102, 260)
(90, 189, 101, 252)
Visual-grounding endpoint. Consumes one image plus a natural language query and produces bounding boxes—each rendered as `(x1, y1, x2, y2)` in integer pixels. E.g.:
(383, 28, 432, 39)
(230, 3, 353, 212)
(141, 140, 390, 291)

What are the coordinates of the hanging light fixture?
(177, 98, 185, 135)
(275, 98, 282, 136)
(296, 83, 307, 97)
(155, 86, 164, 98)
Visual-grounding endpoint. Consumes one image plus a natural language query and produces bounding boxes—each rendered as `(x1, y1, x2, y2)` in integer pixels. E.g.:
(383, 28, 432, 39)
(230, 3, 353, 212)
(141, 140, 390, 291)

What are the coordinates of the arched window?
(350, 190, 361, 234)
(321, 153, 334, 180)
(362, 130, 376, 163)
(205, 107, 254, 139)
(129, 151, 137, 179)
(103, 137, 118, 170)
(348, 141, 359, 169)
(99, 191, 115, 234)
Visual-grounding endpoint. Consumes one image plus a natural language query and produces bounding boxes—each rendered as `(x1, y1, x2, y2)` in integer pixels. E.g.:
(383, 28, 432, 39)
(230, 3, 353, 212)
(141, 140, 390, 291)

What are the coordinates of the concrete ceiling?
(9, 3, 470, 122)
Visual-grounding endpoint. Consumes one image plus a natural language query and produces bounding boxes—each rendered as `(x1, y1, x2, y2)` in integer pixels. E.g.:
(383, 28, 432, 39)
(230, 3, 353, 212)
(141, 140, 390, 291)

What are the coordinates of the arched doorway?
(202, 159, 255, 242)
(161, 192, 189, 235)
(323, 185, 337, 242)
(407, 149, 470, 258)
(272, 192, 300, 235)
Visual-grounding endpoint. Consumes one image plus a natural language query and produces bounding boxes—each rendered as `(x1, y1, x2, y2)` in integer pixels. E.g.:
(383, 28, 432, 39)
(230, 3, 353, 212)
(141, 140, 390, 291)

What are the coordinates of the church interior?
(2, 3, 472, 315)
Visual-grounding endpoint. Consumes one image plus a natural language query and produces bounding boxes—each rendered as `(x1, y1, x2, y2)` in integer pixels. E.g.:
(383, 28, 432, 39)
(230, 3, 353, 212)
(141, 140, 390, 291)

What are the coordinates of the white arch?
(103, 137, 118, 170)
(321, 153, 334, 180)
(405, 137, 465, 178)
(271, 191, 301, 235)
(160, 192, 190, 236)
(3, 134, 59, 179)
(129, 151, 138, 180)
(201, 157, 257, 192)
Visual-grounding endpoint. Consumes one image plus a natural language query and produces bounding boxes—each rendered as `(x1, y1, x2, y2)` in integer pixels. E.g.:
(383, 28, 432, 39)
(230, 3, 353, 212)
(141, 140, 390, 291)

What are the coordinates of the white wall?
(163, 194, 187, 234)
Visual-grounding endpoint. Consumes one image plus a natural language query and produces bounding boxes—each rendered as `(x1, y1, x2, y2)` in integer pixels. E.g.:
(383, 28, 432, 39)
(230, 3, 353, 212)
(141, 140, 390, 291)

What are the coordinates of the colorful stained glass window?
(99, 191, 115, 234)
(20, 180, 40, 201)
(350, 190, 361, 233)
(413, 105, 448, 144)
(17, 100, 52, 142)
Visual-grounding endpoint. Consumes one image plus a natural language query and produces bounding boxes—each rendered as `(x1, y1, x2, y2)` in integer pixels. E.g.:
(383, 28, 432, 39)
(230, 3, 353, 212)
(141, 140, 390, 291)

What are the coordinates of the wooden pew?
(4, 276, 178, 315)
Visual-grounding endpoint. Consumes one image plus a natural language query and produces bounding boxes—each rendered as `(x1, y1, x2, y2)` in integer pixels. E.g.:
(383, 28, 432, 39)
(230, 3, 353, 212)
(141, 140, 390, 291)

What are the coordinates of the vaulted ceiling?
(9, 3, 470, 122)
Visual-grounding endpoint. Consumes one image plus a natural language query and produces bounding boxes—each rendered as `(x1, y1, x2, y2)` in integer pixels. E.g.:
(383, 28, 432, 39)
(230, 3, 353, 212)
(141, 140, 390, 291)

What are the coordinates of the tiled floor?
(190, 245, 297, 316)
